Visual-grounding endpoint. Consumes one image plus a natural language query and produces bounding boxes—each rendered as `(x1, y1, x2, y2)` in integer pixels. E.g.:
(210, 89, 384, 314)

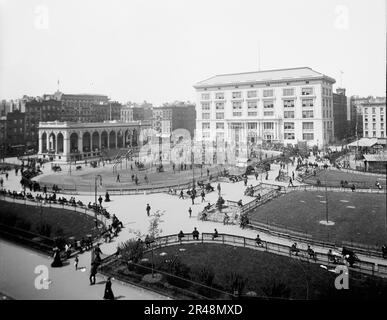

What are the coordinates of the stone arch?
(125, 129, 132, 147)
(132, 129, 138, 147)
(117, 130, 124, 148)
(41, 132, 47, 152)
(101, 131, 108, 149)
(70, 132, 79, 153)
(109, 130, 116, 149)
(57, 132, 64, 153)
(82, 132, 91, 152)
(48, 132, 56, 152)
(92, 131, 99, 151)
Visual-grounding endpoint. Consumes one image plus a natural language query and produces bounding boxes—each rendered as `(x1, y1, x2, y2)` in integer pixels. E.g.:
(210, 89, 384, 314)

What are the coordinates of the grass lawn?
(0, 200, 99, 240)
(145, 243, 387, 299)
(249, 191, 387, 246)
(305, 170, 386, 189)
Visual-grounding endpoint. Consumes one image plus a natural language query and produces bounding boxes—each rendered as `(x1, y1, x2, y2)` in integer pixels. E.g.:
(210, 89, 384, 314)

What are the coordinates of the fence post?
(243, 237, 246, 247)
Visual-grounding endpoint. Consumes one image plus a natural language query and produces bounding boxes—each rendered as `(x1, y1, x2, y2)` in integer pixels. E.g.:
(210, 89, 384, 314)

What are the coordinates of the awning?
(363, 153, 387, 162)
(347, 138, 378, 148)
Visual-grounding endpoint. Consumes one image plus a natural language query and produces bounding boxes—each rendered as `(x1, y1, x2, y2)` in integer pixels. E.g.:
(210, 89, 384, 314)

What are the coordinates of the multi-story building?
(194, 67, 335, 148)
(0, 117, 6, 157)
(23, 99, 63, 149)
(332, 88, 348, 141)
(120, 106, 134, 122)
(361, 97, 386, 138)
(6, 110, 25, 154)
(90, 102, 122, 122)
(152, 103, 196, 139)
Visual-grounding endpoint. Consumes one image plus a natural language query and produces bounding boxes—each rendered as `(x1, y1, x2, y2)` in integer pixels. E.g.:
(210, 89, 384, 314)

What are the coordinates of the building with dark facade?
(332, 88, 348, 141)
(6, 110, 25, 155)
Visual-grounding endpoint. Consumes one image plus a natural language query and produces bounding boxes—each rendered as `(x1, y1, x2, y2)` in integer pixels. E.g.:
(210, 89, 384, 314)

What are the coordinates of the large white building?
(193, 67, 335, 148)
(361, 97, 386, 138)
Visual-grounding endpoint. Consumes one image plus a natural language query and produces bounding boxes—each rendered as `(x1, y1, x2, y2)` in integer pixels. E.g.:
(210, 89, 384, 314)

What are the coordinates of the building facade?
(194, 67, 335, 148)
(120, 106, 134, 122)
(361, 97, 386, 138)
(38, 121, 150, 162)
(332, 88, 348, 141)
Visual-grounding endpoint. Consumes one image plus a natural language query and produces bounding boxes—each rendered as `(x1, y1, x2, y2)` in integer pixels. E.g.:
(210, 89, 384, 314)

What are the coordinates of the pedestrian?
(207, 168, 210, 177)
(0, 177, 3, 187)
(5, 172, 8, 180)
(255, 172, 258, 180)
(188, 207, 192, 218)
(288, 177, 294, 187)
(89, 261, 98, 285)
(244, 176, 248, 186)
(116, 174, 120, 182)
(217, 183, 221, 195)
(179, 189, 184, 199)
(191, 193, 195, 205)
(98, 195, 103, 207)
(103, 277, 115, 300)
(146, 203, 151, 216)
(292, 171, 295, 180)
(201, 190, 205, 203)
(74, 255, 79, 270)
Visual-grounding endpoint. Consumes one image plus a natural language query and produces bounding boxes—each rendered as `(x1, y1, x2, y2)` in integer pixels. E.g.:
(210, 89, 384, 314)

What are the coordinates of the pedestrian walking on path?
(103, 277, 115, 300)
(146, 204, 151, 216)
(116, 174, 120, 182)
(179, 189, 184, 199)
(188, 207, 192, 218)
(288, 177, 294, 187)
(217, 183, 221, 195)
(191, 193, 195, 205)
(89, 261, 98, 285)
(201, 190, 205, 203)
(74, 255, 79, 270)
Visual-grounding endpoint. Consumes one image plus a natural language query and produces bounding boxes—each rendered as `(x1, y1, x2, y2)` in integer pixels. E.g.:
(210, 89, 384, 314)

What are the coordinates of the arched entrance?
(125, 129, 132, 147)
(92, 131, 99, 151)
(117, 130, 124, 148)
(83, 132, 91, 152)
(109, 131, 116, 149)
(132, 129, 138, 147)
(101, 131, 108, 149)
(48, 133, 56, 152)
(57, 132, 64, 153)
(41, 132, 47, 152)
(70, 133, 79, 153)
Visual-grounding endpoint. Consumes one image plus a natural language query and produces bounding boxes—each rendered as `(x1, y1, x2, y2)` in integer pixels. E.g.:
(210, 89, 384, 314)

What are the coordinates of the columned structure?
(38, 121, 150, 162)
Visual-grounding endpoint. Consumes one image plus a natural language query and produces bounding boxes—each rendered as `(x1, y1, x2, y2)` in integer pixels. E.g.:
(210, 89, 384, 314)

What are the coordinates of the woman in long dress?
(103, 277, 115, 300)
(51, 247, 63, 268)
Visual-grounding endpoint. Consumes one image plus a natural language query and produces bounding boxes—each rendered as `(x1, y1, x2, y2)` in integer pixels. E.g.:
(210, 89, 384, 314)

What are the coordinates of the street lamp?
(94, 174, 102, 228)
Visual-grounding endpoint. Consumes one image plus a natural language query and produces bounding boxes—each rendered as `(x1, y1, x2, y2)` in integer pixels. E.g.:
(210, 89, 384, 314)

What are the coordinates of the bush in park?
(119, 239, 145, 264)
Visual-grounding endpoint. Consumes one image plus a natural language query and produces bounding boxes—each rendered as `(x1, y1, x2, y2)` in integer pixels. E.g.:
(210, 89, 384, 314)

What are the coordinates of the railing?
(285, 184, 386, 194)
(122, 233, 387, 279)
(0, 192, 108, 226)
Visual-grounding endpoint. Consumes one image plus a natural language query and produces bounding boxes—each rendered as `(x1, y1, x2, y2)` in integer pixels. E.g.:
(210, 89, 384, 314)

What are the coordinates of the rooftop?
(194, 67, 335, 88)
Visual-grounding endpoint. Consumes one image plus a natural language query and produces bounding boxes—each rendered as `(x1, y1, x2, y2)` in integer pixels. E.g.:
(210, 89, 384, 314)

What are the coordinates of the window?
(264, 111, 274, 116)
(232, 101, 242, 109)
(202, 132, 210, 138)
(302, 87, 313, 95)
(302, 98, 314, 107)
(373, 131, 376, 137)
(381, 116, 384, 122)
(323, 88, 326, 95)
(247, 90, 257, 98)
(365, 117, 368, 122)
(233, 112, 242, 117)
(381, 131, 385, 137)
(248, 112, 257, 117)
(201, 93, 210, 100)
(263, 89, 273, 97)
(302, 122, 314, 130)
(215, 102, 224, 110)
(365, 123, 368, 130)
(372, 123, 376, 130)
(247, 123, 257, 130)
(372, 108, 376, 114)
(283, 88, 294, 96)
(284, 111, 294, 118)
(284, 122, 295, 130)
(232, 91, 242, 99)
(201, 102, 210, 110)
(381, 123, 384, 129)
(302, 133, 314, 140)
(284, 132, 295, 140)
(247, 101, 257, 109)
(216, 113, 224, 119)
(364, 108, 368, 114)
(302, 110, 314, 118)
(202, 122, 210, 129)
(365, 131, 368, 137)
(263, 100, 274, 108)
(283, 99, 294, 108)
(215, 92, 224, 100)
(263, 122, 274, 130)
(216, 122, 224, 129)
(381, 108, 384, 114)
(202, 113, 210, 120)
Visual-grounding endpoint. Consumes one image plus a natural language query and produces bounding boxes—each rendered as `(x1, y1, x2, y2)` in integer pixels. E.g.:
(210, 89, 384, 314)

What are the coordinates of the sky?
(0, 0, 385, 105)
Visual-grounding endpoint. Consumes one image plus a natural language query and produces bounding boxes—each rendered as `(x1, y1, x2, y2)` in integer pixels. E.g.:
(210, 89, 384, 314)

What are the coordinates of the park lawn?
(305, 170, 386, 189)
(0, 200, 99, 240)
(249, 191, 387, 246)
(145, 243, 387, 300)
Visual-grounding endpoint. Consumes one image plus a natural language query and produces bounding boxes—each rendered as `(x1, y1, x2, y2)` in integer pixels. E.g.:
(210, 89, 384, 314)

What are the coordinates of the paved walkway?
(1, 156, 386, 299)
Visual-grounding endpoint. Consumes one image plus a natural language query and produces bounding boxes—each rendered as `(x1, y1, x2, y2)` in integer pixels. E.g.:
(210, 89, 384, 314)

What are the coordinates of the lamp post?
(94, 174, 102, 228)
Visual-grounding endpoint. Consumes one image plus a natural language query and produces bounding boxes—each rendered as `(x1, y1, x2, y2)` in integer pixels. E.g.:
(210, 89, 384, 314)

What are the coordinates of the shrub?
(118, 239, 145, 264)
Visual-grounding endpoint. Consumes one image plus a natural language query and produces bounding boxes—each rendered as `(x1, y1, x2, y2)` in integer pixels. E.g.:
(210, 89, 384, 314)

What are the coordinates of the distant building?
(0, 117, 6, 157)
(361, 97, 386, 138)
(6, 110, 25, 154)
(332, 88, 348, 141)
(120, 106, 134, 122)
(194, 67, 335, 148)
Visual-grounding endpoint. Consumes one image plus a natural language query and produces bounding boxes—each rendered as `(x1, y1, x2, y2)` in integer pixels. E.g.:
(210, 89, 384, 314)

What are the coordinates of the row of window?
(364, 123, 385, 130)
(203, 109, 315, 119)
(364, 107, 385, 114)
(202, 98, 315, 111)
(201, 87, 315, 101)
(364, 131, 385, 138)
(202, 121, 314, 131)
(364, 116, 384, 122)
